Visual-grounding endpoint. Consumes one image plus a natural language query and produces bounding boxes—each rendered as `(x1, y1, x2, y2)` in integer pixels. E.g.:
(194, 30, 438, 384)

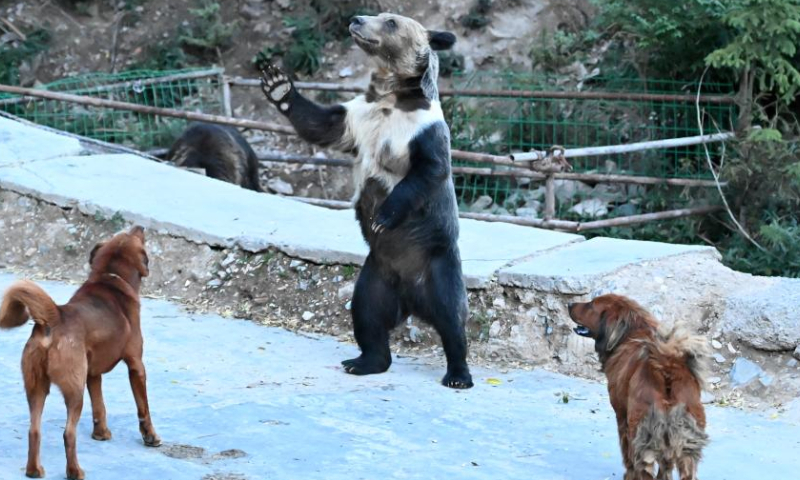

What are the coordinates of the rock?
(701, 391, 715, 404)
(515, 207, 538, 219)
(721, 278, 800, 351)
(758, 374, 773, 387)
(730, 357, 763, 387)
(289, 260, 303, 269)
(553, 179, 592, 203)
(221, 253, 236, 267)
(711, 340, 723, 350)
(470, 195, 493, 211)
(276, 0, 291, 8)
(707, 376, 722, 385)
(590, 183, 626, 203)
(206, 279, 222, 288)
(614, 203, 638, 217)
(492, 297, 506, 308)
(794, 345, 800, 361)
(489, 321, 502, 338)
(267, 178, 294, 195)
(239, 2, 263, 20)
(345, 301, 352, 311)
(301, 311, 315, 321)
(338, 66, 353, 78)
(337, 283, 354, 300)
(569, 198, 609, 218)
(407, 325, 421, 342)
(713, 353, 726, 364)
(786, 358, 798, 368)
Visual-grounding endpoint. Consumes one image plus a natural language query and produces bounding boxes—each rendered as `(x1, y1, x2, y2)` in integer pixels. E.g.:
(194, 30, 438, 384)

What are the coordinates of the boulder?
(722, 278, 800, 351)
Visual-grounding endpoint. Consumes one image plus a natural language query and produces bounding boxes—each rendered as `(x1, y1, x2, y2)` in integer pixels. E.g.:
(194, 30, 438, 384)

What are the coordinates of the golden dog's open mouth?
(573, 323, 592, 337)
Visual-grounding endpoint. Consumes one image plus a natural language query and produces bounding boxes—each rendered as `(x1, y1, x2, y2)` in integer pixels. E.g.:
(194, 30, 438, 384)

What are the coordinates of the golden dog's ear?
(89, 242, 106, 266)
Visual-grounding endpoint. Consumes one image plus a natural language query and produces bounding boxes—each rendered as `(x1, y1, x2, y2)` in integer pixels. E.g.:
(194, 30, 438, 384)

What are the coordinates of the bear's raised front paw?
(442, 370, 473, 389)
(341, 355, 391, 375)
(260, 64, 294, 113)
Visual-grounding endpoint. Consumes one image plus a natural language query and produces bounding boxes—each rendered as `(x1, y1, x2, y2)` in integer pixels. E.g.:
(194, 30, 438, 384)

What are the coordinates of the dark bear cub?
(260, 13, 472, 388)
(167, 122, 262, 192)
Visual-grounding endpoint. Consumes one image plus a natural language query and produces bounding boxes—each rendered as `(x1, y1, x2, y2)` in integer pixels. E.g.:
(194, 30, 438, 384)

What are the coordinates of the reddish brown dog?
(569, 294, 710, 480)
(0, 226, 160, 480)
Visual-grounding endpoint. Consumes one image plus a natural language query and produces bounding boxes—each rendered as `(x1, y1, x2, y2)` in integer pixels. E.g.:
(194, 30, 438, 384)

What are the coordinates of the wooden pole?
(458, 211, 579, 231)
(576, 205, 722, 231)
(510, 132, 736, 162)
(221, 76, 233, 117)
(0, 84, 295, 134)
(544, 174, 556, 220)
(0, 68, 224, 107)
(289, 196, 352, 209)
(226, 77, 736, 104)
(259, 154, 353, 167)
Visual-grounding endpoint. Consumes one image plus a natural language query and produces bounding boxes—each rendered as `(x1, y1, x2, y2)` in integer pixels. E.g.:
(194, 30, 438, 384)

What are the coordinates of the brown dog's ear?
(138, 251, 150, 277)
(89, 242, 106, 266)
(130, 225, 146, 243)
(604, 311, 631, 353)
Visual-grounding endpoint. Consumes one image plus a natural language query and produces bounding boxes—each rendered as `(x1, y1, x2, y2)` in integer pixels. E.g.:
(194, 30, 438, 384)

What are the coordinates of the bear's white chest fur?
(344, 96, 444, 198)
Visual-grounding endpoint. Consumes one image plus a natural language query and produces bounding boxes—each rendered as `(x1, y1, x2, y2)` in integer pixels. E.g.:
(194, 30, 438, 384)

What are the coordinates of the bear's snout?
(350, 16, 365, 27)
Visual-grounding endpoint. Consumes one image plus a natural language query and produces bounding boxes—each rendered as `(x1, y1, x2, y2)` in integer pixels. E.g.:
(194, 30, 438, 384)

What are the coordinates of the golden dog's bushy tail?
(0, 280, 60, 329)
(656, 322, 712, 389)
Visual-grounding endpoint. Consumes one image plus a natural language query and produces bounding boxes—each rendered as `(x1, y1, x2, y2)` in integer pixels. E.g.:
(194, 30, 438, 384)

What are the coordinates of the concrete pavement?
(0, 273, 796, 480)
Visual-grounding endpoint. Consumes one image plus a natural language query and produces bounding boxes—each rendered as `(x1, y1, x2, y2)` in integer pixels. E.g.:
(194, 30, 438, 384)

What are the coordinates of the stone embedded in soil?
(337, 283, 354, 300)
(713, 353, 726, 364)
(301, 311, 315, 321)
(470, 195, 493, 211)
(711, 339, 723, 349)
(569, 198, 609, 218)
(730, 357, 764, 387)
(267, 177, 294, 195)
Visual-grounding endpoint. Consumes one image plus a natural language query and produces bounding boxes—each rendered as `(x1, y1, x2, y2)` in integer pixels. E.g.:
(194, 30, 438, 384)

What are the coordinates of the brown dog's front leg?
(125, 358, 161, 447)
(87, 375, 112, 441)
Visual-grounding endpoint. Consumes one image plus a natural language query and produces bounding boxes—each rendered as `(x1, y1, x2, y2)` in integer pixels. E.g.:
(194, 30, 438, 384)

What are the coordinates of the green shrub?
(0, 28, 51, 85)
(461, 0, 493, 30)
(280, 16, 326, 76)
(179, 0, 237, 60)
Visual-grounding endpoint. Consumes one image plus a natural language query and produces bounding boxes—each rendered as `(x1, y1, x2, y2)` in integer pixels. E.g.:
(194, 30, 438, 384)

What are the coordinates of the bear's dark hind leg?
(342, 255, 403, 375)
(418, 250, 473, 389)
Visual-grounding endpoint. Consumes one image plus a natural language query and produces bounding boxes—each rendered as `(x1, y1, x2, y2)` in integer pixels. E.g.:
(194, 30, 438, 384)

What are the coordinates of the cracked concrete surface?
(0, 273, 797, 480)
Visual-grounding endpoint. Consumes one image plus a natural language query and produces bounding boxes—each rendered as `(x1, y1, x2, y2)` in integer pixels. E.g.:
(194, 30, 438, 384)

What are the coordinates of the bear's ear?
(428, 30, 456, 51)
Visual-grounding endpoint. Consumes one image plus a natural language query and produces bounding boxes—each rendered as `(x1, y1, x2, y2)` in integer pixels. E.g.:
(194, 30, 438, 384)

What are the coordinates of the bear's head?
(349, 13, 456, 80)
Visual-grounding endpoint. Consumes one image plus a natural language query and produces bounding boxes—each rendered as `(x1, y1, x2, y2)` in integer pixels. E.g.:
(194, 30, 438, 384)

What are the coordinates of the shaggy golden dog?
(569, 294, 710, 480)
(0, 226, 160, 479)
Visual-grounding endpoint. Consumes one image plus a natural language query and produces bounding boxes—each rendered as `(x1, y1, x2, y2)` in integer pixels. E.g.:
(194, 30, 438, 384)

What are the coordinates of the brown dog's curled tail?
(657, 322, 712, 389)
(0, 280, 60, 329)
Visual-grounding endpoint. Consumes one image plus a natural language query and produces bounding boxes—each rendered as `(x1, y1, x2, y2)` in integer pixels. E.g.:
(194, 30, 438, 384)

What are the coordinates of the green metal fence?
(0, 68, 224, 150)
(0, 67, 736, 222)
(444, 72, 737, 213)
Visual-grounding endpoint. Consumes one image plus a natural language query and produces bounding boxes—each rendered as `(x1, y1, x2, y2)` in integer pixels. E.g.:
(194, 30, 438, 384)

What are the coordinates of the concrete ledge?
(0, 116, 83, 165)
(0, 136, 583, 288)
(498, 237, 718, 294)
